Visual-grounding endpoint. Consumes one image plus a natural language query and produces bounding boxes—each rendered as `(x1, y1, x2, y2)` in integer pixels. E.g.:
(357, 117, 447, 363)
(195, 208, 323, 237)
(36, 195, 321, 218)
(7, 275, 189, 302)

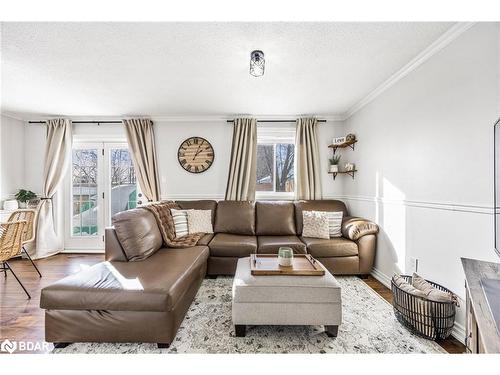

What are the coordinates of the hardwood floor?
(0, 254, 465, 354)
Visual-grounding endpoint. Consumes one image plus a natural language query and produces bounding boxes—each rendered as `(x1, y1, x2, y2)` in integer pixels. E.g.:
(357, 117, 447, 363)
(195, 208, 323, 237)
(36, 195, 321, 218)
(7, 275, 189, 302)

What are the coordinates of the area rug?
(53, 276, 446, 354)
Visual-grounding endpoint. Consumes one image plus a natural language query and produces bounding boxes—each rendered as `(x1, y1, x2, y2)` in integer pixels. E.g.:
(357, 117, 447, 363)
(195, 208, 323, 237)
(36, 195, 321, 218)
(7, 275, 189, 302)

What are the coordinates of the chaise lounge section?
(40, 199, 377, 346)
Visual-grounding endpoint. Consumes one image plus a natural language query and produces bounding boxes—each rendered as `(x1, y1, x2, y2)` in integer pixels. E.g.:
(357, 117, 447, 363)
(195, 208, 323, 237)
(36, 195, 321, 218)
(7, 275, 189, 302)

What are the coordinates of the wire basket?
(391, 275, 457, 341)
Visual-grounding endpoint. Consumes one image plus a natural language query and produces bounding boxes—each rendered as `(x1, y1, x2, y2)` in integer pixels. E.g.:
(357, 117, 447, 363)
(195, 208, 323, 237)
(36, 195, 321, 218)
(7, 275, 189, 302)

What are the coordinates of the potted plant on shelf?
(15, 189, 37, 208)
(329, 155, 341, 173)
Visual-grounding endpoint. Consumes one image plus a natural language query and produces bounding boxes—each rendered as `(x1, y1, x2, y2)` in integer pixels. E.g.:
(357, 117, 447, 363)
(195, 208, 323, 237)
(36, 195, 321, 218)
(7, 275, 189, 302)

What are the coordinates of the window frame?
(255, 124, 296, 200)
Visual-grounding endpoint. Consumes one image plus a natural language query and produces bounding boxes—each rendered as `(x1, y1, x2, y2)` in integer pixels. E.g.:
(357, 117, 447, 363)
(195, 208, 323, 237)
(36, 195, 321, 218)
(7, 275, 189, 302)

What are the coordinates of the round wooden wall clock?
(177, 137, 214, 173)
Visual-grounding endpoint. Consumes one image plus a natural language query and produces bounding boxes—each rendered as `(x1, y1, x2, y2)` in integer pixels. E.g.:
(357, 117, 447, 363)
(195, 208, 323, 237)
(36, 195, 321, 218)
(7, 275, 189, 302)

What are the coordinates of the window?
(67, 142, 140, 250)
(256, 124, 295, 197)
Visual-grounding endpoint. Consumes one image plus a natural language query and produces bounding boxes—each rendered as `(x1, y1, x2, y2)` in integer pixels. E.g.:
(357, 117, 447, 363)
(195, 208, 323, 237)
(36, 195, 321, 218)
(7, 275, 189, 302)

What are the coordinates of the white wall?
(340, 23, 500, 337)
(0, 115, 26, 205)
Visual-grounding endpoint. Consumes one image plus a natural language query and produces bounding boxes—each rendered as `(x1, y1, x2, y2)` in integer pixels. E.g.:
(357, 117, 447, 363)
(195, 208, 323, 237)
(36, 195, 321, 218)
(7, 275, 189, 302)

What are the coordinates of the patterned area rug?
(53, 276, 446, 354)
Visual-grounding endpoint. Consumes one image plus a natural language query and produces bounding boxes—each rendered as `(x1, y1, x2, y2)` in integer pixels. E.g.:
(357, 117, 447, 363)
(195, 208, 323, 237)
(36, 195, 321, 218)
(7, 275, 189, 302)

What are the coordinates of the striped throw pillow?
(171, 209, 191, 238)
(326, 211, 343, 238)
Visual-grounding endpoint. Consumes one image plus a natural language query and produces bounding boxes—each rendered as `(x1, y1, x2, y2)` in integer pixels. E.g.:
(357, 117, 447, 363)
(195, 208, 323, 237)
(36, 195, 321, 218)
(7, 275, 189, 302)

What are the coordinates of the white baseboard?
(61, 249, 104, 254)
(371, 267, 392, 288)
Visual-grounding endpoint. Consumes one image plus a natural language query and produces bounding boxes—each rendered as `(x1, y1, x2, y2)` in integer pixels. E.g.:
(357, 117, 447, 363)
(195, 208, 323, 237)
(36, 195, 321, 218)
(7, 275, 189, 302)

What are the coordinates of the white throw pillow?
(325, 211, 343, 238)
(302, 210, 330, 239)
(187, 210, 213, 234)
(171, 209, 190, 238)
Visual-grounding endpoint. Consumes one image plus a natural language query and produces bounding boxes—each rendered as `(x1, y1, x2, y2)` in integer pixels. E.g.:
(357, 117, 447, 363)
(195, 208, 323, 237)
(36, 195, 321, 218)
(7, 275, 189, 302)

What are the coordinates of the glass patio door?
(65, 142, 140, 251)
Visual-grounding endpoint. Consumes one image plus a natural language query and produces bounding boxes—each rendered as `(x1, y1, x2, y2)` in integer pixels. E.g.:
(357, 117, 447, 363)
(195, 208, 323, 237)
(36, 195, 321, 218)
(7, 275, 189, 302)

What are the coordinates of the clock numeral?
(185, 140, 191, 146)
(178, 152, 185, 157)
(205, 146, 211, 151)
(205, 159, 212, 165)
(186, 164, 192, 171)
(193, 138, 198, 144)
(200, 164, 206, 171)
(207, 153, 214, 157)
(194, 166, 199, 173)
(180, 159, 187, 165)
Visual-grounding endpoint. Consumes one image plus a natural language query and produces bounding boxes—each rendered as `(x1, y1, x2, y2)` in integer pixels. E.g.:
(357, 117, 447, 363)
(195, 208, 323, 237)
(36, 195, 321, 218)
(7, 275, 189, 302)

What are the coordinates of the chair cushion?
(294, 200, 348, 235)
(257, 235, 307, 254)
(40, 246, 209, 312)
(208, 233, 257, 257)
(256, 201, 296, 235)
(112, 208, 163, 261)
(214, 201, 255, 235)
(300, 236, 358, 257)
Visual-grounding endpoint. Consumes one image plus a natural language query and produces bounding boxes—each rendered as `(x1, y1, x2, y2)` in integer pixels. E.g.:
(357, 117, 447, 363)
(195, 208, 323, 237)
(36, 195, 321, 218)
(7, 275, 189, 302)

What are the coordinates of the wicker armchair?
(7, 209, 41, 277)
(0, 220, 31, 298)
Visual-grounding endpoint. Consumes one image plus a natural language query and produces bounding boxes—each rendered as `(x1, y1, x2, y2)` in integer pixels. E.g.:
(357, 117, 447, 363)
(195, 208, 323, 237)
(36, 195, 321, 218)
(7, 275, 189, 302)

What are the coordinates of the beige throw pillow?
(302, 210, 330, 239)
(187, 209, 213, 234)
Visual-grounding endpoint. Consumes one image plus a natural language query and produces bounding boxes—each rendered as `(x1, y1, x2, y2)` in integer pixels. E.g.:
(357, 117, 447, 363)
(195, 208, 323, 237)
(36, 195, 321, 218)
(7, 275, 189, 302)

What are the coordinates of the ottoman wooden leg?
(157, 343, 170, 349)
(325, 325, 339, 337)
(235, 325, 246, 337)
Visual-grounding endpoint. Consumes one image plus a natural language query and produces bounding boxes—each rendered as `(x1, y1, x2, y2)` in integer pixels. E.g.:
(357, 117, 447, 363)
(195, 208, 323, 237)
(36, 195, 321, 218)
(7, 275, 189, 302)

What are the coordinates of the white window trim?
(255, 123, 296, 200)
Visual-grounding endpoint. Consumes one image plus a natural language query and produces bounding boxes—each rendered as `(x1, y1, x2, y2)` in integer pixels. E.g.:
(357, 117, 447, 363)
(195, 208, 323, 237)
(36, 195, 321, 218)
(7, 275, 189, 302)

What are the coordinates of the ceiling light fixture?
(250, 50, 265, 77)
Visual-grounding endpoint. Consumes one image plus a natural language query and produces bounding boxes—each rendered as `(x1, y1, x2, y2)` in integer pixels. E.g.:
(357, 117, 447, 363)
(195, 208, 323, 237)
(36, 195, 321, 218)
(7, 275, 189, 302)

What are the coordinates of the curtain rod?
(28, 121, 122, 124)
(226, 119, 327, 123)
(28, 119, 328, 124)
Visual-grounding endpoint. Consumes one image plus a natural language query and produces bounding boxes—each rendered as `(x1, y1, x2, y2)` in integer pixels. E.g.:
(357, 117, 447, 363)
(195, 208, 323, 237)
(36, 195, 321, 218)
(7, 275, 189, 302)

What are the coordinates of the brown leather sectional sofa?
(40, 200, 378, 347)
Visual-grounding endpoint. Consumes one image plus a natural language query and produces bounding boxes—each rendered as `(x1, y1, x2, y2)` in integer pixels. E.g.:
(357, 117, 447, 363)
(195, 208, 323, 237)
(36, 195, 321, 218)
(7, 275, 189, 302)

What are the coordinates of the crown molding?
(344, 22, 476, 120)
(0, 112, 27, 122)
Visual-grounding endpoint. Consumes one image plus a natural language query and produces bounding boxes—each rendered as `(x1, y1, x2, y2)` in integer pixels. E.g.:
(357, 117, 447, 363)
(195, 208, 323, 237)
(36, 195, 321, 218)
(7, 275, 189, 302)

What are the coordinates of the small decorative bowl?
(278, 247, 294, 267)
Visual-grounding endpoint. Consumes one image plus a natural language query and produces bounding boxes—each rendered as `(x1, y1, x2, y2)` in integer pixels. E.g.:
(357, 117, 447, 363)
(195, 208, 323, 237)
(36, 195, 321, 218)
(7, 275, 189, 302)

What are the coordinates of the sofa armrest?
(341, 216, 379, 241)
(105, 227, 128, 262)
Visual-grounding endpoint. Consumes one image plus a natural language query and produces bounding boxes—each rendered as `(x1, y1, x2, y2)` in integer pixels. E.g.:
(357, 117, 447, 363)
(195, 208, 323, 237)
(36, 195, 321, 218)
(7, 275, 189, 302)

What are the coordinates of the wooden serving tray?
(250, 254, 325, 276)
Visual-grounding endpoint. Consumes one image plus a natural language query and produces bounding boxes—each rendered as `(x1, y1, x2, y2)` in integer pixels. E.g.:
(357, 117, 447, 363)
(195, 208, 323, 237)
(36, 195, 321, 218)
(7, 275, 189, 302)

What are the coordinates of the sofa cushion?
(214, 201, 255, 235)
(40, 246, 209, 312)
(300, 236, 358, 257)
(176, 200, 217, 224)
(295, 200, 349, 235)
(112, 208, 163, 261)
(256, 201, 296, 235)
(208, 233, 257, 257)
(257, 235, 307, 254)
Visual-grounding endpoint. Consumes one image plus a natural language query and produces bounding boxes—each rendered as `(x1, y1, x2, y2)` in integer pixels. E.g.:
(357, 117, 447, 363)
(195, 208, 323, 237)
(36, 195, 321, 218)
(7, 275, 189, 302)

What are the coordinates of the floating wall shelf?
(328, 139, 357, 154)
(328, 170, 357, 180)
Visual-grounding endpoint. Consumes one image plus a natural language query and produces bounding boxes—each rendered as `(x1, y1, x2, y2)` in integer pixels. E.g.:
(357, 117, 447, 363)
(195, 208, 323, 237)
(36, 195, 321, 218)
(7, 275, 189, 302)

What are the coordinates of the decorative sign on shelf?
(332, 136, 346, 145)
(177, 137, 215, 174)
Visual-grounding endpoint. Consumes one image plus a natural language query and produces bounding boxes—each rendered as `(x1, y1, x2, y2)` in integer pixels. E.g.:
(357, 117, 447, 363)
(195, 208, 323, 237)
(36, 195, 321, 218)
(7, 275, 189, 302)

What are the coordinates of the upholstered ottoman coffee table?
(232, 257, 342, 337)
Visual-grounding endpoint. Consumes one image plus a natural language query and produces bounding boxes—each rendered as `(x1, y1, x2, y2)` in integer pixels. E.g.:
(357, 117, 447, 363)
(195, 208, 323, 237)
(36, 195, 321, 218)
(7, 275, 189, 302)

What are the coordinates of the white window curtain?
(123, 118, 160, 202)
(35, 119, 72, 259)
(295, 117, 322, 200)
(225, 118, 257, 201)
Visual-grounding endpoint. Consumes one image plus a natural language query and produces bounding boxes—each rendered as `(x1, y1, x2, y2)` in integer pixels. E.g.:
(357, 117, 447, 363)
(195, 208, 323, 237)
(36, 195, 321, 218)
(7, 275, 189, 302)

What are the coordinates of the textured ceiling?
(1, 22, 454, 118)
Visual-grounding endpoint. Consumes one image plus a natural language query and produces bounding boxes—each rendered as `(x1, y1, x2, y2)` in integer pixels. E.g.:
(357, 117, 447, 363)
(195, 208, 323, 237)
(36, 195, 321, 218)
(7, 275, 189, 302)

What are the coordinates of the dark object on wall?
(391, 275, 457, 341)
(177, 137, 214, 174)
